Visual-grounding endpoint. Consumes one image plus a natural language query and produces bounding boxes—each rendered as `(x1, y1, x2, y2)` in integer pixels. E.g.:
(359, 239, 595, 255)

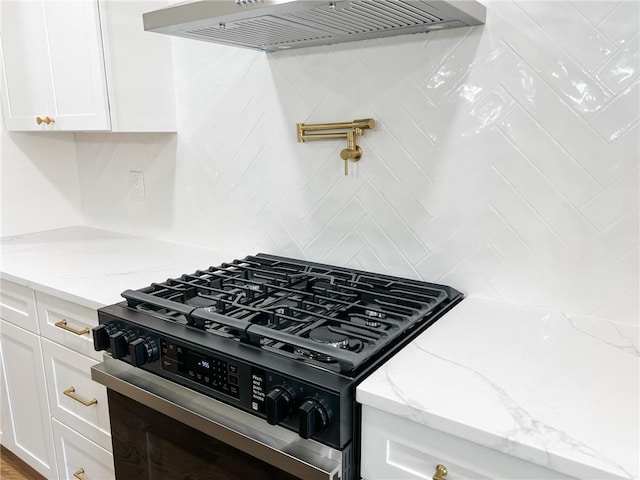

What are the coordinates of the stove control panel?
(92, 320, 344, 449)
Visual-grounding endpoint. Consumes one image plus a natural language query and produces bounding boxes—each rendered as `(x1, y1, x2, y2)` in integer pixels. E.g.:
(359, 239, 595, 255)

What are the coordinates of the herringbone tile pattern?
(76, 1, 639, 325)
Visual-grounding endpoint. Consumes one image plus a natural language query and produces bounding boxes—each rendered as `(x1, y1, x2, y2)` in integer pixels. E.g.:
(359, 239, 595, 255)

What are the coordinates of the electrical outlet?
(129, 171, 145, 201)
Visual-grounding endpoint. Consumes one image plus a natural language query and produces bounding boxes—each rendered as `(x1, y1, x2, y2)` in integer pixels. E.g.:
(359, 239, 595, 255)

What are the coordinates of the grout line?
(578, 165, 640, 216)
(493, 124, 604, 234)
(488, 164, 579, 264)
(499, 38, 613, 146)
(319, 210, 369, 263)
(432, 246, 481, 283)
(301, 187, 365, 250)
(588, 81, 640, 131)
(356, 181, 432, 257)
(419, 26, 476, 95)
(512, 0, 619, 77)
(355, 214, 422, 280)
(366, 103, 435, 183)
(564, 0, 624, 75)
(496, 77, 609, 196)
(389, 83, 437, 148)
(486, 202, 558, 280)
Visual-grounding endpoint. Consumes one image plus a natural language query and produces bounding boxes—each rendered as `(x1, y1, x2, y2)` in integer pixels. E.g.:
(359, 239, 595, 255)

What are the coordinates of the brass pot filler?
(297, 118, 375, 176)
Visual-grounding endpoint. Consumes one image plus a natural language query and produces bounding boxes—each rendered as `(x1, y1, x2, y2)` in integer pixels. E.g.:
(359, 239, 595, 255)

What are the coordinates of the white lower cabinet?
(1, 279, 115, 479)
(52, 418, 115, 480)
(360, 405, 574, 480)
(0, 319, 56, 478)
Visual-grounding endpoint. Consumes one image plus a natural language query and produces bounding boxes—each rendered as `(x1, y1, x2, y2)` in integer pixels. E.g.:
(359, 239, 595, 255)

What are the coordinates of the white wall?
(0, 114, 83, 237)
(76, 0, 639, 326)
(0, 0, 83, 237)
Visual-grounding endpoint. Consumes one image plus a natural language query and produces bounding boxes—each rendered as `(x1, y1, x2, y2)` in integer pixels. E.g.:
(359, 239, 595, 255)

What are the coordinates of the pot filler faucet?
(297, 118, 375, 175)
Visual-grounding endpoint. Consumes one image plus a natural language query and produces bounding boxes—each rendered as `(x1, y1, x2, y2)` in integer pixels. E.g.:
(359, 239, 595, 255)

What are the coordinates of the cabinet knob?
(36, 116, 55, 125)
(73, 468, 86, 480)
(433, 464, 448, 480)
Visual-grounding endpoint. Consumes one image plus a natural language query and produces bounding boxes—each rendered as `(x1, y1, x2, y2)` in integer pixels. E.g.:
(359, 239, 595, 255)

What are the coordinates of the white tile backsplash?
(75, 1, 639, 326)
(597, 0, 640, 45)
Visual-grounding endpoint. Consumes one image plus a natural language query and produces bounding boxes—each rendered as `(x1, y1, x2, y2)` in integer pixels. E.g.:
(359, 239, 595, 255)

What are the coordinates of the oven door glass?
(108, 390, 297, 479)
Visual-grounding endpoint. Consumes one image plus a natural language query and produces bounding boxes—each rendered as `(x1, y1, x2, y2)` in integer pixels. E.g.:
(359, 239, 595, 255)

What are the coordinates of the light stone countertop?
(2, 227, 637, 479)
(357, 297, 639, 479)
(0, 226, 238, 309)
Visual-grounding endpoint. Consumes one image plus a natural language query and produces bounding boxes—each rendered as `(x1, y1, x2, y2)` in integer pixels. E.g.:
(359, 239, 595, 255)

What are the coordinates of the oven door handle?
(91, 358, 342, 480)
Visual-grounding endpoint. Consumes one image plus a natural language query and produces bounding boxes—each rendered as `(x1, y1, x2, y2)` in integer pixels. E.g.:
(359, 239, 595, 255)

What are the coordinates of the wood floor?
(0, 446, 45, 480)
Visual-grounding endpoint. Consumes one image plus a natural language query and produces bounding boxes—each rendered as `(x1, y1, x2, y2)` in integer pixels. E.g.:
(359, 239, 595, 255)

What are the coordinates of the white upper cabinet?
(0, 0, 176, 132)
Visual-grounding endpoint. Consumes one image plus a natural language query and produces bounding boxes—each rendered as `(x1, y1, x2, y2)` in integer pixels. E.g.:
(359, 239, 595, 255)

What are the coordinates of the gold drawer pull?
(433, 464, 448, 480)
(55, 319, 90, 336)
(64, 387, 97, 407)
(73, 468, 86, 479)
(36, 116, 55, 125)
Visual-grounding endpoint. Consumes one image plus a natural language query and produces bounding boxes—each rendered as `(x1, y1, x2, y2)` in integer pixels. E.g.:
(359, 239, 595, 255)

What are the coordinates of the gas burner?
(292, 327, 365, 363)
(364, 318, 381, 328)
(309, 326, 349, 349)
(293, 327, 349, 362)
(361, 303, 386, 320)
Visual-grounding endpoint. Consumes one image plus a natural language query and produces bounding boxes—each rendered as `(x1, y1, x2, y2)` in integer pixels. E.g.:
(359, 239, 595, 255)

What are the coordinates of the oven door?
(91, 357, 343, 480)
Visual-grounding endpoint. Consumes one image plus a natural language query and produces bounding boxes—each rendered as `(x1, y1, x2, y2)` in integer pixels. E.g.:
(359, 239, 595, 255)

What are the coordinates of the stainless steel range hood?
(143, 0, 486, 52)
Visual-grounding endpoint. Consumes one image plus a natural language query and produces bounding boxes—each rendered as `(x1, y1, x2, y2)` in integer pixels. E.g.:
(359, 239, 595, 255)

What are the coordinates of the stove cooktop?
(119, 253, 462, 375)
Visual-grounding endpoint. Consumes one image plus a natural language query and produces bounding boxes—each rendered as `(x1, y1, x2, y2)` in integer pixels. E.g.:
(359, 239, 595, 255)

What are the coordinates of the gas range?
(92, 254, 462, 478)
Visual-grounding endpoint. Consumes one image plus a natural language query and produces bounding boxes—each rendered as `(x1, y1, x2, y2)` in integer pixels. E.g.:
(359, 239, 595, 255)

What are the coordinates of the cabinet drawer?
(42, 338, 111, 452)
(0, 280, 38, 333)
(360, 406, 575, 480)
(52, 418, 114, 480)
(36, 292, 101, 360)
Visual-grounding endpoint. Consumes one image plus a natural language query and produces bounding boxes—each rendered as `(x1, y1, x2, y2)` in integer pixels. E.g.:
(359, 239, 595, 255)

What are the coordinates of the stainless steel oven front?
(91, 357, 343, 480)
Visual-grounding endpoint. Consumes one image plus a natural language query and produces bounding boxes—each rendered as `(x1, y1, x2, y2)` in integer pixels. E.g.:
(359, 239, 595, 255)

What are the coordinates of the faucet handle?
(340, 146, 362, 175)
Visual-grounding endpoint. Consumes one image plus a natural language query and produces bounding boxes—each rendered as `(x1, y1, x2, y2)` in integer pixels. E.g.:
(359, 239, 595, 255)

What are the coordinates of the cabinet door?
(52, 418, 114, 480)
(0, 340, 15, 449)
(0, 0, 53, 130)
(0, 0, 111, 131)
(0, 320, 57, 479)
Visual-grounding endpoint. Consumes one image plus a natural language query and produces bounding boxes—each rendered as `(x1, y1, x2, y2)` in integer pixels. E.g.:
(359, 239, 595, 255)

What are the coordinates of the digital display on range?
(160, 340, 240, 399)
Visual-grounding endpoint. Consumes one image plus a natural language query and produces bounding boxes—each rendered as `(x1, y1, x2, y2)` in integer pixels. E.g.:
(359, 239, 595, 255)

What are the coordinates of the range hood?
(143, 0, 486, 52)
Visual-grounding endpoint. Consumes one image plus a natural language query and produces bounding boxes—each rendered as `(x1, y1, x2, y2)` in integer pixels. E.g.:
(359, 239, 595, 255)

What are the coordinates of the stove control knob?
(266, 386, 296, 425)
(129, 337, 159, 367)
(297, 398, 332, 439)
(92, 323, 116, 351)
(109, 331, 135, 359)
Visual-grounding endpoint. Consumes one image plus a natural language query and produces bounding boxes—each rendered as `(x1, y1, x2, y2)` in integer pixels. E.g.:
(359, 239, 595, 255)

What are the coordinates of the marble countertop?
(0, 226, 238, 309)
(357, 297, 639, 479)
(2, 227, 638, 478)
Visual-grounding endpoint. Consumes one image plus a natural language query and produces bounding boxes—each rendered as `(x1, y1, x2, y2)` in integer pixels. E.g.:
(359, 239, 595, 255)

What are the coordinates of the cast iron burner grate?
(121, 254, 458, 374)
